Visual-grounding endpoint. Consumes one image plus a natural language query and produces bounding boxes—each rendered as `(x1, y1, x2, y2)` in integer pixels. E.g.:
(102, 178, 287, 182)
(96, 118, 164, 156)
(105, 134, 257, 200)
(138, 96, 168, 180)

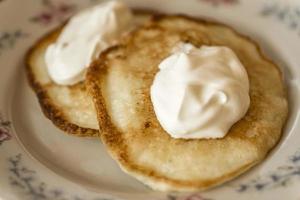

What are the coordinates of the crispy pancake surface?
(25, 11, 152, 137)
(86, 15, 288, 190)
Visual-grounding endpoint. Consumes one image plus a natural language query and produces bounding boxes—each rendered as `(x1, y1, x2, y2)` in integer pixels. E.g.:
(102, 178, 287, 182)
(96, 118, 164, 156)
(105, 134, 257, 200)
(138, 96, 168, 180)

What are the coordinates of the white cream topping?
(45, 0, 133, 85)
(150, 43, 250, 139)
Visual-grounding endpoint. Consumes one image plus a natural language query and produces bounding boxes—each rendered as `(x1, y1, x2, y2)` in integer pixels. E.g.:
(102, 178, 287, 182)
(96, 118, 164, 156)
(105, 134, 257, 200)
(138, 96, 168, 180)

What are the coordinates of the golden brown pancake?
(86, 15, 288, 190)
(25, 10, 153, 137)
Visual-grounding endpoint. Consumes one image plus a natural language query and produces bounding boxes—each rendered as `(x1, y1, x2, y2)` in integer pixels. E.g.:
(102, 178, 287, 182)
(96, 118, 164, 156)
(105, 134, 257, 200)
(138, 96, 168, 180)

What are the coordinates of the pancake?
(86, 15, 288, 191)
(25, 10, 152, 137)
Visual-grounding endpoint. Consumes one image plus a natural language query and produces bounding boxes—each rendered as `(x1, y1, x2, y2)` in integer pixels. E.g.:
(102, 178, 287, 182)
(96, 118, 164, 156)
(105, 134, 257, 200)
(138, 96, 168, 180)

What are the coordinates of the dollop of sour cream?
(45, 0, 133, 85)
(150, 43, 250, 139)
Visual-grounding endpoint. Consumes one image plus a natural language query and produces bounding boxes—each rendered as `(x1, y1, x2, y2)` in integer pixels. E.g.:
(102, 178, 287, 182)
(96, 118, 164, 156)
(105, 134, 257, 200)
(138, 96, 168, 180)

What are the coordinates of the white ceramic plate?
(1, 0, 300, 199)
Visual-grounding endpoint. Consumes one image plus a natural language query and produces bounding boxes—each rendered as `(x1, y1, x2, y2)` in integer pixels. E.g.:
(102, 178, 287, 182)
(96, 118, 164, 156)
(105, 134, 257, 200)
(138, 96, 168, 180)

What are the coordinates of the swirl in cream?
(150, 43, 250, 139)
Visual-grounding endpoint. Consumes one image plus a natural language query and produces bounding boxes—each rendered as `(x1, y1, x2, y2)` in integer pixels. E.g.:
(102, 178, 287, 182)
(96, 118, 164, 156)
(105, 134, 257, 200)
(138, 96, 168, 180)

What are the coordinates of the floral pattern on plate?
(236, 150, 300, 192)
(0, 112, 11, 145)
(30, 0, 76, 26)
(8, 154, 115, 200)
(260, 1, 300, 35)
(198, 0, 239, 7)
(0, 30, 28, 56)
(7, 153, 213, 200)
(168, 194, 214, 200)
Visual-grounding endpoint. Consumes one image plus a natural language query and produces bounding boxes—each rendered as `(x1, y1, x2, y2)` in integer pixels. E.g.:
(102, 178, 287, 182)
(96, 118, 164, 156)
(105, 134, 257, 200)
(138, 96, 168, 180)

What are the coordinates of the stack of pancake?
(25, 9, 288, 191)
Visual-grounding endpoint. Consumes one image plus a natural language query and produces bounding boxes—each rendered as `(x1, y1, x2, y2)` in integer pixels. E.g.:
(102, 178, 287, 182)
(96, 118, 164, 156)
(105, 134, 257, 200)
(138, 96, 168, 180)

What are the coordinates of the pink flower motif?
(199, 0, 239, 7)
(0, 128, 11, 143)
(31, 1, 76, 25)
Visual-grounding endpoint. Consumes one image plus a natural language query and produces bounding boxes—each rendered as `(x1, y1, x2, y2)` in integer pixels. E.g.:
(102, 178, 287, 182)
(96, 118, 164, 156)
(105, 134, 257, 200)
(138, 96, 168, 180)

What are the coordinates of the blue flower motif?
(8, 153, 119, 200)
(236, 150, 300, 192)
(260, 1, 300, 35)
(0, 30, 28, 56)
